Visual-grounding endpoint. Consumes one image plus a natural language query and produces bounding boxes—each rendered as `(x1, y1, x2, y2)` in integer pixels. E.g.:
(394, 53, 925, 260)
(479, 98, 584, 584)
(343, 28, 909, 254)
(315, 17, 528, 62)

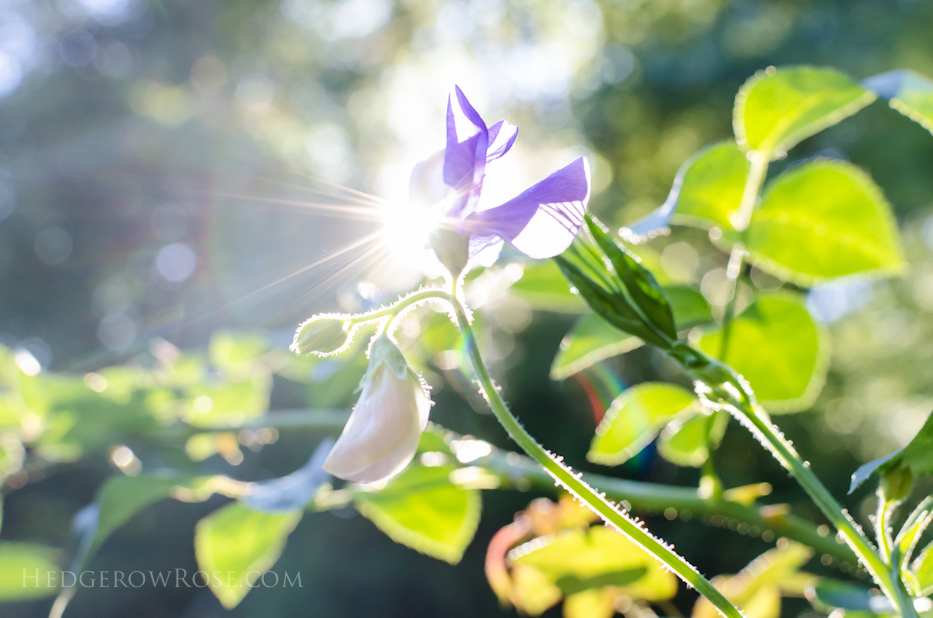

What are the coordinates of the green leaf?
(0, 542, 60, 600)
(555, 568, 647, 595)
(696, 293, 827, 412)
(564, 588, 618, 618)
(91, 475, 183, 558)
(734, 66, 875, 159)
(657, 409, 728, 468)
(243, 439, 332, 513)
(195, 503, 302, 609)
(808, 579, 883, 613)
(745, 161, 904, 285)
(554, 256, 668, 349)
(549, 286, 711, 381)
(209, 331, 270, 376)
(90, 474, 248, 561)
(588, 383, 697, 466)
(670, 141, 750, 231)
(851, 410, 933, 494)
(696, 542, 815, 618)
(896, 497, 933, 564)
(667, 285, 714, 329)
(913, 537, 933, 595)
(550, 314, 643, 381)
(510, 526, 676, 602)
(185, 376, 271, 427)
(510, 260, 587, 313)
(586, 217, 677, 341)
(354, 463, 480, 564)
(865, 70, 933, 136)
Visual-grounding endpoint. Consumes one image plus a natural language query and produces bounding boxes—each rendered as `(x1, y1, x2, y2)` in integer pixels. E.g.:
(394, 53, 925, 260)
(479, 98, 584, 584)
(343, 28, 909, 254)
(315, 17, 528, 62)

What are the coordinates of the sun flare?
(379, 201, 443, 267)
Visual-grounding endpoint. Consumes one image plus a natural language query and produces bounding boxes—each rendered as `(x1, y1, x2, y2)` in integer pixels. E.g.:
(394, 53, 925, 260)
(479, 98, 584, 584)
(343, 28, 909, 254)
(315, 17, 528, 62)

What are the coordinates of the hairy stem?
(876, 490, 896, 565)
(450, 292, 744, 618)
(730, 402, 907, 613)
(209, 407, 856, 563)
(346, 287, 454, 325)
(686, 149, 913, 614)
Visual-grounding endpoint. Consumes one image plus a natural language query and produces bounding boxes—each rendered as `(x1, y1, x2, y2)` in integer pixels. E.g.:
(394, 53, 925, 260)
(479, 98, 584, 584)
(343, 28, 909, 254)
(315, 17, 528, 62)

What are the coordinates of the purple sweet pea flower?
(410, 87, 591, 274)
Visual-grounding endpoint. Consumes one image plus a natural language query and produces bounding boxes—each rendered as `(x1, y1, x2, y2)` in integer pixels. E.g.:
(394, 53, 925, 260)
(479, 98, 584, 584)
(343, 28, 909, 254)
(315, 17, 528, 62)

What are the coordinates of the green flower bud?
(430, 228, 469, 279)
(290, 314, 351, 356)
(880, 466, 913, 504)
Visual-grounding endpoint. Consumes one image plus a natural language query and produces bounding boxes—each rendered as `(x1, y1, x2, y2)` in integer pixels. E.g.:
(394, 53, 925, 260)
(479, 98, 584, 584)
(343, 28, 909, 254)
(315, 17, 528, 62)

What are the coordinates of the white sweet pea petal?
(323, 338, 431, 484)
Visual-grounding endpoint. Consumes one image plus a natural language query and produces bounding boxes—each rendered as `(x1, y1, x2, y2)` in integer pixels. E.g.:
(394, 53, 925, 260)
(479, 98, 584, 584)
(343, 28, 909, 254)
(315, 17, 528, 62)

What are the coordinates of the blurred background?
(2, 0, 933, 616)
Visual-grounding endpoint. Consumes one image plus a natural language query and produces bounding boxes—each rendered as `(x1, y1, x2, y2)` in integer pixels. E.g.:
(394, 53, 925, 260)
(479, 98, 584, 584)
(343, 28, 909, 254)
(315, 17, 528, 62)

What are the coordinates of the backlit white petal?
(323, 359, 431, 484)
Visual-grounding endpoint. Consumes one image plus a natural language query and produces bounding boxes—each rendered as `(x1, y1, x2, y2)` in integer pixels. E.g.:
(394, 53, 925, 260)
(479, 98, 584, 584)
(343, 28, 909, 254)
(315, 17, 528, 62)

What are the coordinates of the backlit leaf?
(745, 161, 904, 285)
(851, 409, 933, 494)
(734, 66, 874, 158)
(693, 543, 815, 618)
(913, 538, 933, 595)
(185, 376, 271, 427)
(550, 314, 642, 381)
(510, 260, 587, 313)
(195, 503, 302, 609)
(588, 383, 698, 465)
(549, 286, 711, 381)
(696, 293, 827, 412)
(209, 331, 270, 377)
(354, 463, 480, 564)
(657, 409, 728, 468)
(90, 474, 248, 562)
(672, 141, 750, 231)
(0, 542, 59, 600)
(666, 286, 714, 329)
(510, 526, 676, 602)
(864, 70, 933, 136)
(243, 439, 332, 513)
(564, 588, 618, 618)
(586, 217, 677, 341)
(808, 579, 883, 613)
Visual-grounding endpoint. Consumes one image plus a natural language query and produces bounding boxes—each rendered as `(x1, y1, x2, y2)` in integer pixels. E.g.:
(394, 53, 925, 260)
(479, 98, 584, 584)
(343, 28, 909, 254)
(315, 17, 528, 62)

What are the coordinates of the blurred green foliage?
(2, 0, 933, 617)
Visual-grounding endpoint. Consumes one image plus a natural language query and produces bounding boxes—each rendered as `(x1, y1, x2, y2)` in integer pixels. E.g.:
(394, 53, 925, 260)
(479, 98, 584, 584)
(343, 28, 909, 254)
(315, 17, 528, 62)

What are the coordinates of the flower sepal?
(429, 228, 470, 279)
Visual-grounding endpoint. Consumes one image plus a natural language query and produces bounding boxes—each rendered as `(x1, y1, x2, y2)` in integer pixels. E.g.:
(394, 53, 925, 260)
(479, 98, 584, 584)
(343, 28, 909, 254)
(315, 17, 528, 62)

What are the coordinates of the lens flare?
(379, 201, 443, 267)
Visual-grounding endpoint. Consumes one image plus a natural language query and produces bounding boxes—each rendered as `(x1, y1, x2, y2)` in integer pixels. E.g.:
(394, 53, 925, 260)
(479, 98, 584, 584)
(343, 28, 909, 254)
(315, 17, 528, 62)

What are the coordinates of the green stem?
(478, 446, 856, 563)
(731, 402, 905, 611)
(347, 287, 454, 325)
(731, 152, 768, 233)
(695, 150, 912, 613)
(877, 490, 896, 565)
(193, 408, 856, 563)
(450, 294, 744, 618)
(890, 543, 918, 618)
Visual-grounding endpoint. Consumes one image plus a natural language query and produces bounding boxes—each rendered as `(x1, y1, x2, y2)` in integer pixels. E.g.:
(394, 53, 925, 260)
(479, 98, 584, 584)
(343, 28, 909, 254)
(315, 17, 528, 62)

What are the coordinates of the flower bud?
(323, 336, 432, 484)
(880, 466, 912, 504)
(291, 315, 351, 356)
(430, 228, 469, 278)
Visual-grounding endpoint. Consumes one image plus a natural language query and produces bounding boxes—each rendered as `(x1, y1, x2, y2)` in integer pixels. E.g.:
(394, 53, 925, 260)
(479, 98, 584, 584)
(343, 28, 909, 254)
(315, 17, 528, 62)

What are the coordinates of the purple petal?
(444, 86, 488, 219)
(486, 121, 518, 163)
(464, 157, 590, 260)
(408, 150, 447, 207)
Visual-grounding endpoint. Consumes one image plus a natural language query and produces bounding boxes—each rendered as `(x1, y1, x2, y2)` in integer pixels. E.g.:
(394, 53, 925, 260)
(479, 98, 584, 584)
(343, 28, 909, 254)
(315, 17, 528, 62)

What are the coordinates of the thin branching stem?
(200, 408, 855, 562)
(449, 286, 745, 618)
(729, 402, 909, 615)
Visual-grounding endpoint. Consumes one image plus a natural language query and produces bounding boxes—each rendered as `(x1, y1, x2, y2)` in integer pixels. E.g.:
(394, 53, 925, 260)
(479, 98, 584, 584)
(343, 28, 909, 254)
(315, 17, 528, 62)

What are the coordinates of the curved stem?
(347, 287, 454, 325)
(205, 408, 856, 563)
(450, 293, 744, 618)
(687, 148, 914, 616)
(198, 408, 856, 562)
(877, 491, 896, 565)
